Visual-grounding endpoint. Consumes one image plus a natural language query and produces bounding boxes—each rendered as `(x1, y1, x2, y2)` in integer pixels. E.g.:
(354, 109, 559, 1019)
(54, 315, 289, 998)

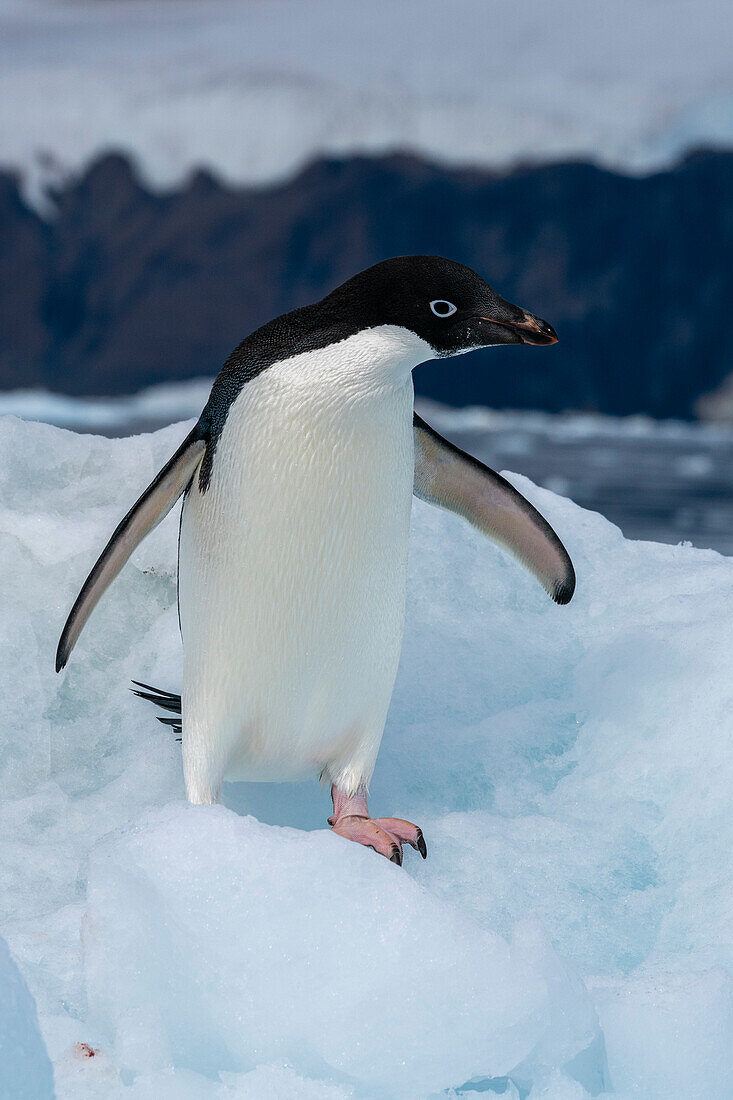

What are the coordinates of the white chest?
(178, 327, 430, 786)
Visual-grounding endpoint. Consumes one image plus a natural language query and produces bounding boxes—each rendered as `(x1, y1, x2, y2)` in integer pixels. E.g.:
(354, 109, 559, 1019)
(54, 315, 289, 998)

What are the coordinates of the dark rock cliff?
(1, 149, 730, 416)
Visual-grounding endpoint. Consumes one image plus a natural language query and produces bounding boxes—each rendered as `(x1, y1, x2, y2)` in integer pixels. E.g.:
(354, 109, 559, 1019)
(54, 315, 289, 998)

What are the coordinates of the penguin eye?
(430, 300, 457, 318)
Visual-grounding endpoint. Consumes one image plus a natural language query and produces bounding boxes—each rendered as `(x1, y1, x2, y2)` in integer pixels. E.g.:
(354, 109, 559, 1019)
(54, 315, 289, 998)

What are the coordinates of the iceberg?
(1, 413, 732, 1097)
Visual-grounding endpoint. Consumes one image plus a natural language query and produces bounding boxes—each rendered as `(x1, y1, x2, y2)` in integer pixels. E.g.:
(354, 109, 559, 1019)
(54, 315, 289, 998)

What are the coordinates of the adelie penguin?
(56, 256, 575, 865)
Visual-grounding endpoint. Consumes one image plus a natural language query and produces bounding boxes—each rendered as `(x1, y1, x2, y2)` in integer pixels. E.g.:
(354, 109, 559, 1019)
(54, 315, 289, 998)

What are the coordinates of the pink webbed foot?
(328, 786, 427, 866)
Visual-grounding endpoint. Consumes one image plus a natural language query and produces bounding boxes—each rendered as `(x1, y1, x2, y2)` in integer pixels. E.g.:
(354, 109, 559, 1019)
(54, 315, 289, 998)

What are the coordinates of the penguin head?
(323, 255, 557, 359)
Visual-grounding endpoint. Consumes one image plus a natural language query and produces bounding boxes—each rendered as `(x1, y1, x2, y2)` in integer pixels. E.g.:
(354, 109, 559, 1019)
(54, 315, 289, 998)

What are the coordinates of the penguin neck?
(283, 325, 432, 405)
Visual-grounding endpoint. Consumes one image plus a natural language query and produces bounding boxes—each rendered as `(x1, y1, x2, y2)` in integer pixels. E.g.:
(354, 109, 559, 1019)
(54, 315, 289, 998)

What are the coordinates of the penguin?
(56, 256, 574, 865)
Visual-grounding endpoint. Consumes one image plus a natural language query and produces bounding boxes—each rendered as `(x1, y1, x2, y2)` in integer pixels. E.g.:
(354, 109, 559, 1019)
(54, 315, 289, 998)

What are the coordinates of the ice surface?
(0, 935, 54, 1099)
(83, 803, 596, 1096)
(1, 0, 732, 207)
(52, 1052, 355, 1100)
(1, 413, 733, 1097)
(591, 971, 733, 1100)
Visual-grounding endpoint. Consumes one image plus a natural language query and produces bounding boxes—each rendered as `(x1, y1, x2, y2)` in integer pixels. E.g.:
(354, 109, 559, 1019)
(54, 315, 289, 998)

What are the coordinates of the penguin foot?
(328, 786, 427, 865)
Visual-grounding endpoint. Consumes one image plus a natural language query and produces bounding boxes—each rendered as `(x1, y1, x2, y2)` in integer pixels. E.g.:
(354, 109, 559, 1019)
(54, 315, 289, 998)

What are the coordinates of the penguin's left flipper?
(55, 429, 206, 672)
(413, 413, 575, 605)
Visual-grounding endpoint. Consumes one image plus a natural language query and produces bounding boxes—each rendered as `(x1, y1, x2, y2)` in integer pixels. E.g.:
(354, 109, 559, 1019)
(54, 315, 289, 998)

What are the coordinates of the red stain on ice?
(73, 1042, 97, 1059)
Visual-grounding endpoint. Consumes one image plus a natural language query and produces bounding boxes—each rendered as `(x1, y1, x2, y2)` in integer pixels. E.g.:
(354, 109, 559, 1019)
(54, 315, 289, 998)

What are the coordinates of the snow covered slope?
(2, 414, 733, 1097)
(2, 0, 732, 205)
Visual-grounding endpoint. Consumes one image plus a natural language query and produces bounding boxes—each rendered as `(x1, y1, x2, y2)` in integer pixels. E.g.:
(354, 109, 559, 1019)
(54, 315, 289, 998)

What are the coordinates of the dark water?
(425, 408, 733, 556)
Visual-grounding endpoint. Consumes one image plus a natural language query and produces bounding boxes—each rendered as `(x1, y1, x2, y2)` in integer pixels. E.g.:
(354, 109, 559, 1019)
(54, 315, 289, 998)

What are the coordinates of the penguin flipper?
(56, 429, 206, 671)
(413, 413, 575, 605)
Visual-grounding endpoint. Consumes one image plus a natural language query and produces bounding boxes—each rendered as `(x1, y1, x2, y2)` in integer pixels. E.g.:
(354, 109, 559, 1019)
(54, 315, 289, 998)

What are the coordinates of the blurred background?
(2, 0, 732, 547)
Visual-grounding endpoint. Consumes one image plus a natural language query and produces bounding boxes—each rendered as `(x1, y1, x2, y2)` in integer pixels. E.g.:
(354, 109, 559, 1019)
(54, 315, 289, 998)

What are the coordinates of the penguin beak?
(479, 310, 558, 347)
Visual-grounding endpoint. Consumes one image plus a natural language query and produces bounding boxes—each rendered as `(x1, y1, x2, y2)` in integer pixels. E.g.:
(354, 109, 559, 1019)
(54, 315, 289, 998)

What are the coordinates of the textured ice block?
(83, 802, 597, 1097)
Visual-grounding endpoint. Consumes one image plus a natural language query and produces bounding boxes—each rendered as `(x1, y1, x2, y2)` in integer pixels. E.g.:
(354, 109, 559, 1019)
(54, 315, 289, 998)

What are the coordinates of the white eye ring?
(430, 300, 457, 318)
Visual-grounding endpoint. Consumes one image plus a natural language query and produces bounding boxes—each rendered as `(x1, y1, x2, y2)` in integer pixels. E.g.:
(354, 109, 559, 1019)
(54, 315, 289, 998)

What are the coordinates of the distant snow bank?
(1, 0, 732, 207)
(2, 414, 733, 1097)
(0, 380, 212, 436)
(5, 380, 733, 445)
(418, 397, 733, 444)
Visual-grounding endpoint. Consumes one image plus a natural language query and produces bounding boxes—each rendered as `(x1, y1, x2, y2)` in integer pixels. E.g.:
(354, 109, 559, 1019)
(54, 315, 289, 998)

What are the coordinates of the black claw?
(390, 847, 403, 866)
(416, 831, 427, 859)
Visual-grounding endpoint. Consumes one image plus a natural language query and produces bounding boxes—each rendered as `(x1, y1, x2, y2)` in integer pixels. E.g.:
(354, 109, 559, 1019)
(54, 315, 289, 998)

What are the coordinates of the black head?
(196, 256, 557, 492)
(320, 255, 557, 356)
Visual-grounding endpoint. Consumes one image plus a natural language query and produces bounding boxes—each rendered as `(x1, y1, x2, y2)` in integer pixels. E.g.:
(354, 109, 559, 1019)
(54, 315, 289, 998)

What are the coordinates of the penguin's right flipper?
(56, 430, 206, 672)
(413, 413, 575, 605)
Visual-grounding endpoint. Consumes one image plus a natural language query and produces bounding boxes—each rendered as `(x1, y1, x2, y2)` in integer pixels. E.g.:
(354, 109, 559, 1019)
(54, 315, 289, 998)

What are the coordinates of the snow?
(1, 412, 733, 1096)
(1, 0, 732, 207)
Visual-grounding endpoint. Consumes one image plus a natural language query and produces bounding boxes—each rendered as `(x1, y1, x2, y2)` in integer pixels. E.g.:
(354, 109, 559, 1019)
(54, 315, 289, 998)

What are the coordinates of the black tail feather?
(131, 681, 182, 711)
(132, 681, 182, 738)
(156, 715, 183, 731)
